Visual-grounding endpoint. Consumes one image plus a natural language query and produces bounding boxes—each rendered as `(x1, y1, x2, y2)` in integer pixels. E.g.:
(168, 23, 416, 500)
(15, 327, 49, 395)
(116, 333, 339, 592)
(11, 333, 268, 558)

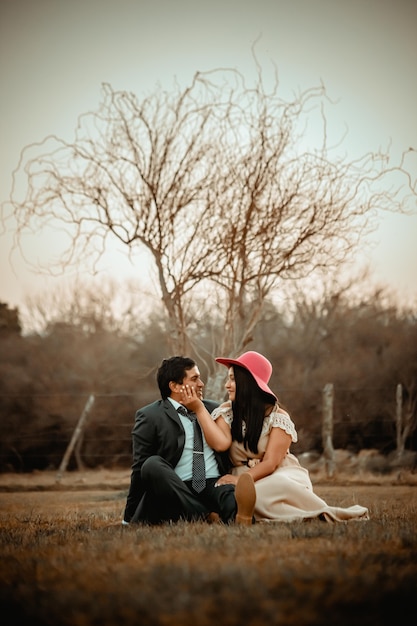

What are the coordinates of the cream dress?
(211, 403, 369, 523)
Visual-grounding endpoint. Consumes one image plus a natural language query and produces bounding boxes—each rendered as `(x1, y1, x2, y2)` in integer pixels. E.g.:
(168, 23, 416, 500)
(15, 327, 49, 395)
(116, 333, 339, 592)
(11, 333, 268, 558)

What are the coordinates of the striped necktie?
(177, 406, 206, 492)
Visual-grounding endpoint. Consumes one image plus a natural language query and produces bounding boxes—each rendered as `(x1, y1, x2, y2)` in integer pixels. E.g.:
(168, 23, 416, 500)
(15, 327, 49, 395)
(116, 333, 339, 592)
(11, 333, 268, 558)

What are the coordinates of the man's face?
(181, 365, 204, 399)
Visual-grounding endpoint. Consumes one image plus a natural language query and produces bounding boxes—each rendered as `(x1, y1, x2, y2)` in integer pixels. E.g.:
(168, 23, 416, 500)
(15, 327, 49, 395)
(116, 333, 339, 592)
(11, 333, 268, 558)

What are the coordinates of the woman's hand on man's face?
(180, 384, 203, 410)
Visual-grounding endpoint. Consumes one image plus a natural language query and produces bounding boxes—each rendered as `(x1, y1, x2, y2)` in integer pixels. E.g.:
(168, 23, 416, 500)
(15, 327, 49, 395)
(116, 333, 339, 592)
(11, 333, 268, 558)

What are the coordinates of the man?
(123, 355, 255, 525)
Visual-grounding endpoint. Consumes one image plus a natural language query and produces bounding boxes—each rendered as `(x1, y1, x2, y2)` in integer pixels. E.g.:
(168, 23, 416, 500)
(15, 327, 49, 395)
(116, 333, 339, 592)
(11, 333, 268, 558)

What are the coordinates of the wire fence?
(1, 383, 414, 474)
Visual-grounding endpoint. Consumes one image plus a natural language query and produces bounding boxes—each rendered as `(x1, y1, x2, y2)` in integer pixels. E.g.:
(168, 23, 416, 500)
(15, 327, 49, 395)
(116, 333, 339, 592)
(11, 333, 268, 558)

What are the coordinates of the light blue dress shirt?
(168, 398, 220, 481)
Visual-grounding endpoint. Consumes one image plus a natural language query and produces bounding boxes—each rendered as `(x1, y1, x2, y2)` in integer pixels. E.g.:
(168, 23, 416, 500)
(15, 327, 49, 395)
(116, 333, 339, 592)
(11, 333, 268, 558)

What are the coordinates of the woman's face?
(225, 367, 236, 401)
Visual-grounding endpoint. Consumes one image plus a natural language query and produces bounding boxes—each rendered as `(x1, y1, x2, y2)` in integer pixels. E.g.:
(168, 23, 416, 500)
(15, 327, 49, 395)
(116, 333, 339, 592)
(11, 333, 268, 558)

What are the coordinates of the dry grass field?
(0, 469, 416, 626)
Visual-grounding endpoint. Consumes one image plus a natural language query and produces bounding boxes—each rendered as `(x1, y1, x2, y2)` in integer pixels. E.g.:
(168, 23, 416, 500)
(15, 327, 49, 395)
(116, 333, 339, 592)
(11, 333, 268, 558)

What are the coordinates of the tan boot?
(235, 473, 256, 525)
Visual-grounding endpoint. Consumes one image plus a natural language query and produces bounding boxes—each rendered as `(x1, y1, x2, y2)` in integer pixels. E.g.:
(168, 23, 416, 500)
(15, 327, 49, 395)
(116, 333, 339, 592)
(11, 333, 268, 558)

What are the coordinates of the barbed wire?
(0, 385, 396, 399)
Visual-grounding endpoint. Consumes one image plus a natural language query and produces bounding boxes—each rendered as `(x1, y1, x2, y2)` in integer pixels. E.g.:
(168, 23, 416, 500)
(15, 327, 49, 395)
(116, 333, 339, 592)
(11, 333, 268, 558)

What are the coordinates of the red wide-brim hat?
(216, 351, 277, 400)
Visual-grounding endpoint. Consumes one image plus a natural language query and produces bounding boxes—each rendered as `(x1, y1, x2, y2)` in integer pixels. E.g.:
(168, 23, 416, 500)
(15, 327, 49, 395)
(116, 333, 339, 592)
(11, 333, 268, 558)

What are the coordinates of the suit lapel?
(163, 398, 183, 426)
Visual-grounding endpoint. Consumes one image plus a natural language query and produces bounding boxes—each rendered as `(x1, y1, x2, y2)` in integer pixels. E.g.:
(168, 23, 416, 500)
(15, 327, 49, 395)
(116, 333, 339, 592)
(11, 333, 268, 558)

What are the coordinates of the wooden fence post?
(395, 383, 403, 455)
(56, 394, 95, 482)
(322, 383, 335, 477)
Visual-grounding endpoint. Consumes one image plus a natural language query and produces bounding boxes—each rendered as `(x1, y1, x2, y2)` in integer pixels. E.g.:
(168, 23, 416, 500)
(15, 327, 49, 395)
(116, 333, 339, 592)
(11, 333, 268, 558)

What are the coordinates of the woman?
(209, 351, 369, 523)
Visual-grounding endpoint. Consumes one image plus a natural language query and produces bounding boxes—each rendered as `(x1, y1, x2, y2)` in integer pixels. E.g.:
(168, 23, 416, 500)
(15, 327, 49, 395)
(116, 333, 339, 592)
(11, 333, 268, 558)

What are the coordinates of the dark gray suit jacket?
(123, 397, 229, 522)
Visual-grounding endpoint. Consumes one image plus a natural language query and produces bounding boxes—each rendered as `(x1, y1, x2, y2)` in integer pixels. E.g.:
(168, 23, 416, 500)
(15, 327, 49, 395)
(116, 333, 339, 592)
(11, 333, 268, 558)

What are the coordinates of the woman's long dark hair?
(231, 365, 276, 454)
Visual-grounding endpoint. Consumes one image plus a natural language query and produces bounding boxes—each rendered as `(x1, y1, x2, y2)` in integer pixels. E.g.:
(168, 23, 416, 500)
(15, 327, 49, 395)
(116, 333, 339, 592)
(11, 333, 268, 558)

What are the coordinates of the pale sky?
(1, 0, 416, 313)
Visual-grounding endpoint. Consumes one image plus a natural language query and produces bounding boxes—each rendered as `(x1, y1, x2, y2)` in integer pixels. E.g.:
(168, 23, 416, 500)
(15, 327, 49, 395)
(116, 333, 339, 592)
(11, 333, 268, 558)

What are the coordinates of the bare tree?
(4, 61, 416, 378)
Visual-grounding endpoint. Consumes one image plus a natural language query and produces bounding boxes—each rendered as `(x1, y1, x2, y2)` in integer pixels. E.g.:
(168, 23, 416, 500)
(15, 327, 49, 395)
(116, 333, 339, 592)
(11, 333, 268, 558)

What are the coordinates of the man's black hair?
(157, 356, 196, 399)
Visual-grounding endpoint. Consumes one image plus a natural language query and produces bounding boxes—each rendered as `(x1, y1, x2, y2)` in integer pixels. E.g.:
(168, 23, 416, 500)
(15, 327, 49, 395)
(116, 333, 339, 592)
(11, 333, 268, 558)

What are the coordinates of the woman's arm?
(216, 418, 292, 486)
(245, 427, 291, 482)
(215, 426, 292, 486)
(181, 385, 232, 451)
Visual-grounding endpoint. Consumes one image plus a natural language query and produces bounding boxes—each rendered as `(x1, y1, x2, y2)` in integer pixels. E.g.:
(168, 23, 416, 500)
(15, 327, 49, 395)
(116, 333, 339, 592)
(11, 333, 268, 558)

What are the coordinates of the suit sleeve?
(203, 399, 220, 413)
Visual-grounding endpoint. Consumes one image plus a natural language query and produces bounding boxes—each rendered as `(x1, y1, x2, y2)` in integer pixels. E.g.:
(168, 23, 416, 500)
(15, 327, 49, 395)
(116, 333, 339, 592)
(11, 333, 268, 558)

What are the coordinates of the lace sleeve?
(269, 409, 298, 443)
(211, 403, 233, 426)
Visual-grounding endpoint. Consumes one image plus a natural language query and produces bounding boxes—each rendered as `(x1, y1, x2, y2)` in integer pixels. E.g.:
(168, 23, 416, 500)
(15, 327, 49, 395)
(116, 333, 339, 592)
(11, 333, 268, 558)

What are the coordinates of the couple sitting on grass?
(123, 352, 369, 526)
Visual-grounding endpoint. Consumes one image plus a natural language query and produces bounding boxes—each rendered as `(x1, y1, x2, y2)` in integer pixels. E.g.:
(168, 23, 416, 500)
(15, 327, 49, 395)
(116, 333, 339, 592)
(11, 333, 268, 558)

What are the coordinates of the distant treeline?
(1, 291, 416, 472)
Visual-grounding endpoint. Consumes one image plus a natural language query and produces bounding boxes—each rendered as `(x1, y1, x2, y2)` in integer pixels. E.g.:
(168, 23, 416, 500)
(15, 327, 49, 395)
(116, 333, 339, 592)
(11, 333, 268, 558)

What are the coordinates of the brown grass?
(0, 471, 416, 626)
